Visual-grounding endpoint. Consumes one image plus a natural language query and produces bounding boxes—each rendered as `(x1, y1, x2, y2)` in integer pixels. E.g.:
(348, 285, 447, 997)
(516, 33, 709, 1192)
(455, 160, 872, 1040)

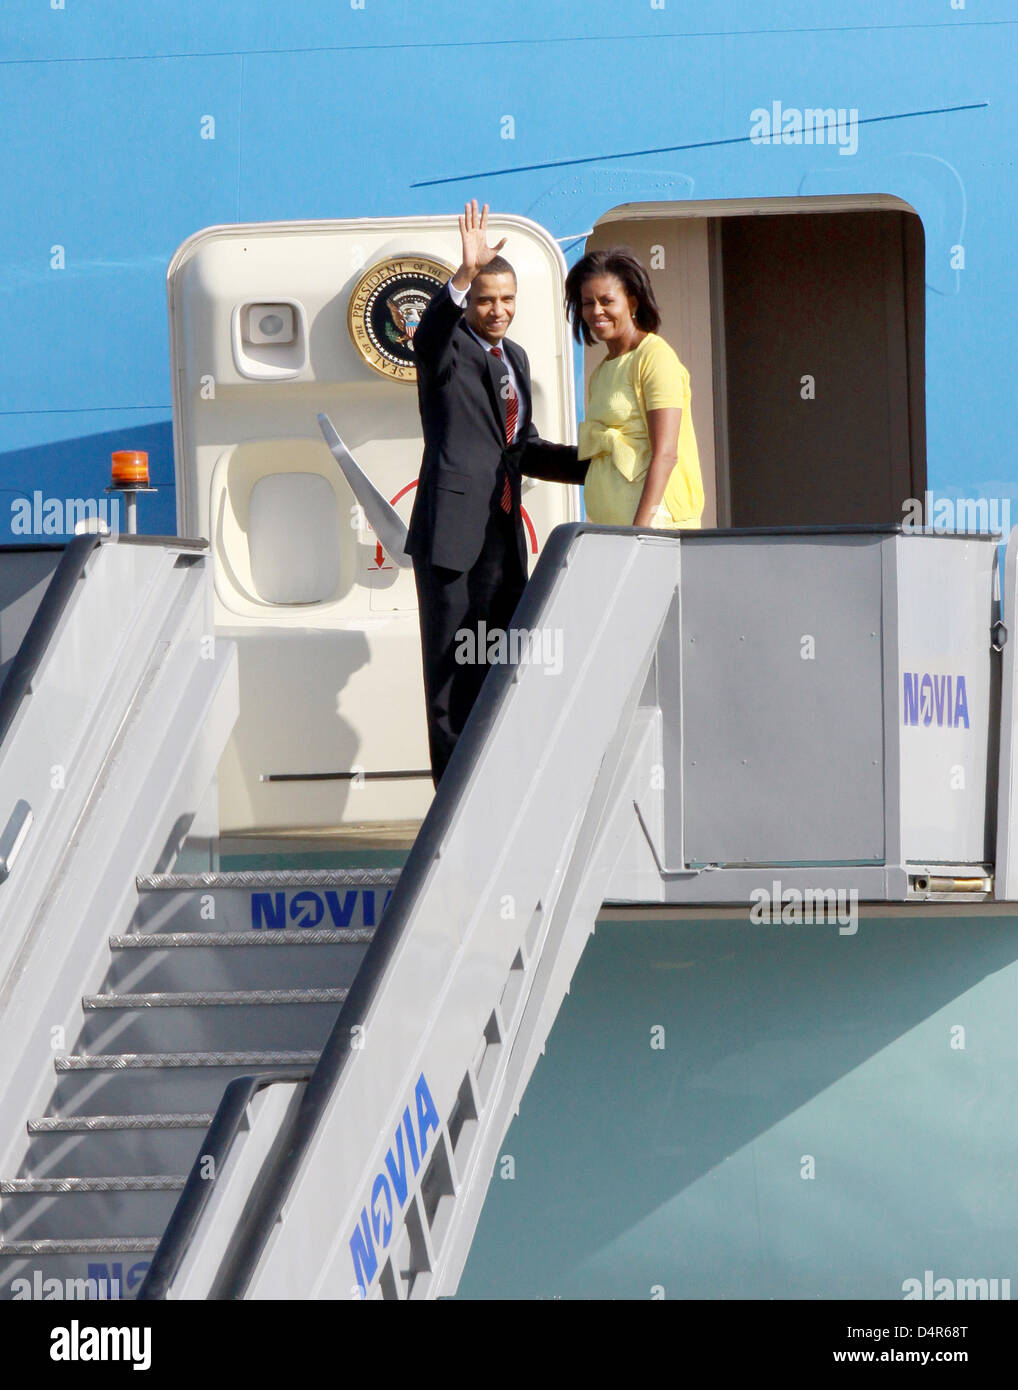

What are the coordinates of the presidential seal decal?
(347, 255, 454, 382)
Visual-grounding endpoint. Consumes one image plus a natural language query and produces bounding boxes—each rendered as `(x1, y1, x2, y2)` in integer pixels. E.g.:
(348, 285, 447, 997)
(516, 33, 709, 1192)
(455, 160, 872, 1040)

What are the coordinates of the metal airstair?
(0, 534, 238, 1299)
(3, 522, 1016, 1300)
(1, 522, 675, 1300)
(0, 869, 395, 1300)
(142, 524, 676, 1301)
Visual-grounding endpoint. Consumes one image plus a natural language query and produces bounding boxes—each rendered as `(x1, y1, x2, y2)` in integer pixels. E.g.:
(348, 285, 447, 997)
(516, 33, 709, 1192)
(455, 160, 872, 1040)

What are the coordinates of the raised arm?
(411, 280, 464, 365)
(413, 199, 507, 367)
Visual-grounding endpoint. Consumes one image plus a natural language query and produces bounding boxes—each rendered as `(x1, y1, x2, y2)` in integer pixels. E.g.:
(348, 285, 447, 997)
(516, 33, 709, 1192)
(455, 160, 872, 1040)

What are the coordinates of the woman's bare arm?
(632, 406, 681, 526)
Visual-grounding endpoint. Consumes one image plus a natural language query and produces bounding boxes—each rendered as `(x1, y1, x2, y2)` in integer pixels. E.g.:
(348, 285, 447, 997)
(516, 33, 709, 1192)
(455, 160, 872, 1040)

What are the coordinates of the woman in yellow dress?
(564, 247, 704, 529)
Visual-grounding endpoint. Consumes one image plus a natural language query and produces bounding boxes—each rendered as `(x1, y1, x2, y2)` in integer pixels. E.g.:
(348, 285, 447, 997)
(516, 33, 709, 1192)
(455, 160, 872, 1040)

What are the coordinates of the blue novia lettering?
(86, 1260, 149, 1293)
(902, 673, 970, 728)
(250, 888, 393, 929)
(350, 1074, 441, 1296)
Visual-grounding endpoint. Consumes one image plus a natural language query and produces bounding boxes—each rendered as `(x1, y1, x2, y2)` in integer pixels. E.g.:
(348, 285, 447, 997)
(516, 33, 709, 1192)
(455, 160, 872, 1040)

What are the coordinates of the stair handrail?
(137, 1069, 314, 1301)
(0, 535, 99, 749)
(0, 535, 209, 751)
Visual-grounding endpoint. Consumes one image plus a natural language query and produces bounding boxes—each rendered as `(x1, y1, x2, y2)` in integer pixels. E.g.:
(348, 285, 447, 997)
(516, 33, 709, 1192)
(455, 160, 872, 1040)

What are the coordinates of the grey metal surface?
(137, 869, 401, 889)
(133, 876, 394, 934)
(110, 930, 373, 946)
(1, 1183, 183, 1240)
(54, 1051, 321, 1068)
(22, 1114, 212, 1182)
(22, 1126, 212, 1182)
(0, 799, 33, 884)
(679, 535, 885, 866)
(82, 989, 349, 1007)
(0, 534, 244, 1296)
(0, 1237, 159, 1300)
(615, 863, 904, 908)
(77, 996, 346, 1055)
(29, 1115, 214, 1131)
(0, 538, 239, 1187)
(0, 1238, 158, 1254)
(105, 932, 372, 993)
(0, 549, 61, 689)
(158, 1078, 307, 1300)
(2, 1177, 184, 1193)
(2, 753, 375, 1300)
(47, 1052, 320, 1120)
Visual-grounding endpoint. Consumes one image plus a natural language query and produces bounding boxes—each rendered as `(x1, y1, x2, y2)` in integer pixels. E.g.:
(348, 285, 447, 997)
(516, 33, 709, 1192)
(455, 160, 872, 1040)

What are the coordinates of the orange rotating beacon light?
(106, 451, 156, 534)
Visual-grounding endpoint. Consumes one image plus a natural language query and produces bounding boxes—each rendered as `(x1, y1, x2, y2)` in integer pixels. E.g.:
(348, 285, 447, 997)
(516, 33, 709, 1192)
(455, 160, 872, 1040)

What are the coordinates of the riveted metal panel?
(679, 536, 885, 866)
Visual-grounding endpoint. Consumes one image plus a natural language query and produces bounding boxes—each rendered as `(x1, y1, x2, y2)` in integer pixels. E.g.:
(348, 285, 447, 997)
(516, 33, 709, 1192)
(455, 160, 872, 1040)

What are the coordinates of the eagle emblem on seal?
(347, 255, 455, 382)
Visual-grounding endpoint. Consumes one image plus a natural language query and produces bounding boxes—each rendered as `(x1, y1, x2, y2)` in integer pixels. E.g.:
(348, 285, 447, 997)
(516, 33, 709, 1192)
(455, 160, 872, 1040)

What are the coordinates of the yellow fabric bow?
(577, 420, 648, 483)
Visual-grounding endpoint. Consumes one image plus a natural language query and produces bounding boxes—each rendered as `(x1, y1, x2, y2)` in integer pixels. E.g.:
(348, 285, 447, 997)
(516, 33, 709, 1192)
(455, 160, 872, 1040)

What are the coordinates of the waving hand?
(452, 200, 507, 290)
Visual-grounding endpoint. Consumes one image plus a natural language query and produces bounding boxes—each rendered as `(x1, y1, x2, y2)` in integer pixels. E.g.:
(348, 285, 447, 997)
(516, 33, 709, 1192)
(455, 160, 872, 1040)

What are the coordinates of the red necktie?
(491, 346, 516, 513)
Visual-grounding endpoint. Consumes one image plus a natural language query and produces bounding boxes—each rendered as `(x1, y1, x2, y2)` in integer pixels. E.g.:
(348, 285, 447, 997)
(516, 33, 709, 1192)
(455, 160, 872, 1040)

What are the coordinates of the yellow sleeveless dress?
(578, 333, 704, 529)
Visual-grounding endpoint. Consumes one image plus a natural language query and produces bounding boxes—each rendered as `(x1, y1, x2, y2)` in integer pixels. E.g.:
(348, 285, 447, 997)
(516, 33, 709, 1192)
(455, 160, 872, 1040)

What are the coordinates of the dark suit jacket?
(406, 281, 585, 573)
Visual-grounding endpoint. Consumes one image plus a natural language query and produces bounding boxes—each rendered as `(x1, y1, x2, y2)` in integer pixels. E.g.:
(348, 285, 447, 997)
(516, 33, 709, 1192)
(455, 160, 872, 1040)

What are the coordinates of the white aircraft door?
(167, 215, 579, 834)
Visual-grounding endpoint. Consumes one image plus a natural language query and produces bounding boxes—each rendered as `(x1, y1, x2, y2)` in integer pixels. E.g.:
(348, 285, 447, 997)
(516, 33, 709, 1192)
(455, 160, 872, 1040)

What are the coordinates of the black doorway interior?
(716, 210, 926, 527)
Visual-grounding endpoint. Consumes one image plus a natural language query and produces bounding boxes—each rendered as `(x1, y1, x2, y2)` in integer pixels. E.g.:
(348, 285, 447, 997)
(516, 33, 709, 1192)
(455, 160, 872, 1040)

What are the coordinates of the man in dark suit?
(406, 200, 585, 785)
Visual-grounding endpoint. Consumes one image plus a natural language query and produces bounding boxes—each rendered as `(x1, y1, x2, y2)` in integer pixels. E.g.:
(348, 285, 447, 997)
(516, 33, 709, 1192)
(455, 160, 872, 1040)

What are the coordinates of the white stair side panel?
(170, 1082, 305, 1300)
(241, 533, 680, 1299)
(0, 544, 238, 1181)
(436, 705, 664, 1295)
(995, 528, 1018, 899)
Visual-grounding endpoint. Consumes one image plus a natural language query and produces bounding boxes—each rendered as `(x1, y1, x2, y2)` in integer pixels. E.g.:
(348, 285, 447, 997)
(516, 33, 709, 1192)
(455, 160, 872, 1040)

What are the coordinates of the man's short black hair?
(469, 256, 517, 288)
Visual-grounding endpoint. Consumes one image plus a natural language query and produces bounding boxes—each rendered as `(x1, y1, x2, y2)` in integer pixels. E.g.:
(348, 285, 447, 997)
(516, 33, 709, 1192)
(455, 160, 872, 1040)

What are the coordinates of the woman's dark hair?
(564, 246, 662, 345)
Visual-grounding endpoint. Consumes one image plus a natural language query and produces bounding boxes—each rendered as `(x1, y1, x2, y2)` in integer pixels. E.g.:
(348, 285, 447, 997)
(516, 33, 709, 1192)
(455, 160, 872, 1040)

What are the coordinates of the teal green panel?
(457, 916, 1018, 1300)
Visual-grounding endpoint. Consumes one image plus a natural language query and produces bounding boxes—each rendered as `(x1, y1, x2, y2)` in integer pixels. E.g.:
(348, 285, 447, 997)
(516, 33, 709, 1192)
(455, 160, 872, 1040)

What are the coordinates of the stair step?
(1, 1237, 159, 1254)
(0, 1237, 158, 1301)
(55, 1050, 321, 1067)
(29, 1114, 215, 1131)
(2, 1176, 184, 1192)
(1, 864, 391, 1296)
(106, 931, 373, 991)
(84, 988, 348, 1005)
(137, 870, 401, 889)
(51, 1052, 319, 1116)
(111, 930, 373, 945)
(81, 984, 350, 1006)
(1, 1176, 184, 1240)
(133, 870, 399, 935)
(76, 990, 347, 1053)
(23, 1114, 213, 1179)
